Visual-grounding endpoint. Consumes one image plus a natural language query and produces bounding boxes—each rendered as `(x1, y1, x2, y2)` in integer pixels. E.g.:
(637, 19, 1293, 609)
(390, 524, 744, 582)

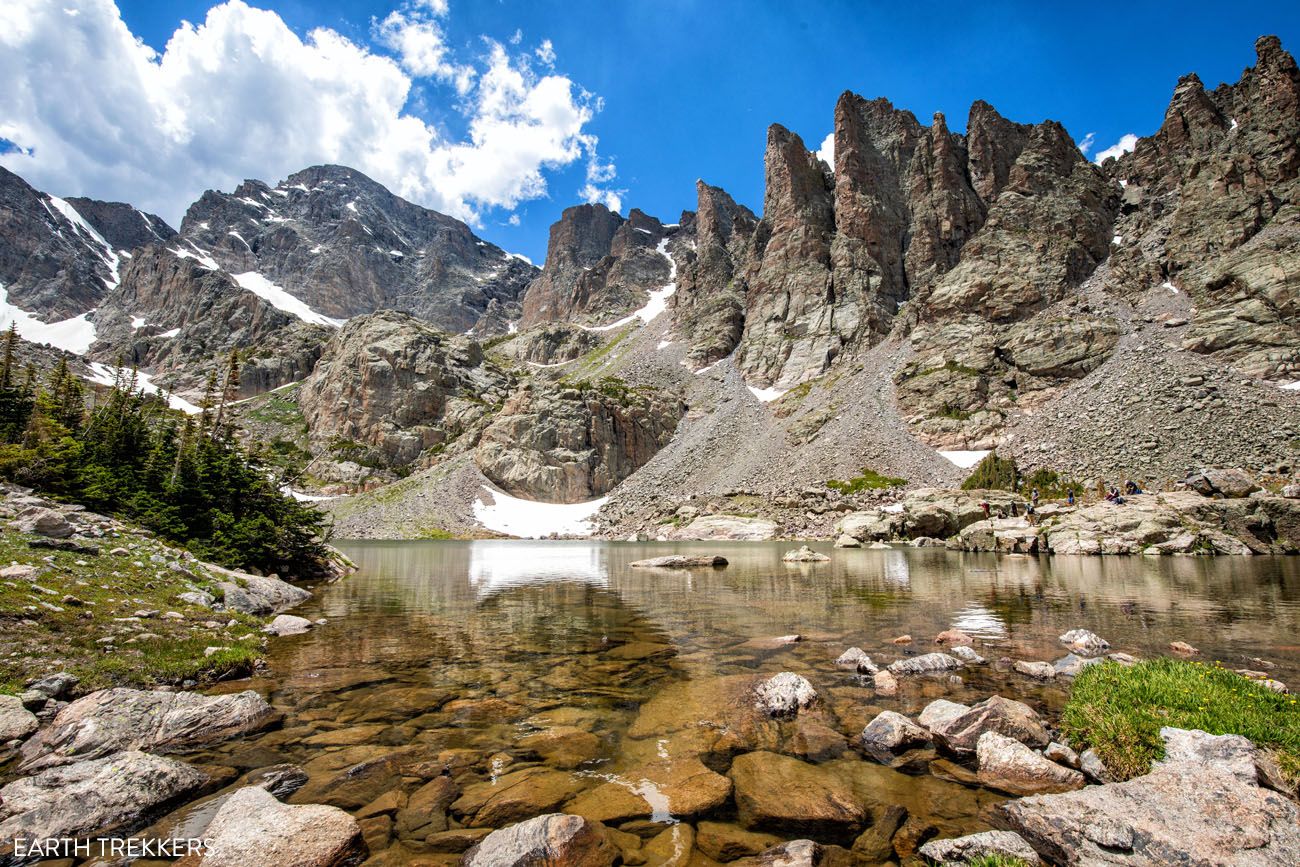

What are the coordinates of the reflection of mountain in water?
(468, 541, 608, 596)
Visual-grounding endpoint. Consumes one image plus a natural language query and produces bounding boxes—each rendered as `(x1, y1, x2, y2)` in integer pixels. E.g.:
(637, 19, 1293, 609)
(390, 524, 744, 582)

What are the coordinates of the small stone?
(753, 672, 817, 716)
(872, 670, 898, 696)
(859, 711, 930, 760)
(918, 830, 1043, 866)
(781, 545, 830, 563)
(890, 634, 912, 644)
(1013, 660, 1056, 679)
(888, 652, 962, 676)
(1169, 641, 1199, 656)
(1058, 628, 1110, 656)
(834, 647, 877, 674)
(1045, 742, 1081, 769)
(976, 731, 1086, 795)
(263, 614, 314, 636)
(1079, 748, 1113, 782)
(950, 645, 986, 664)
(934, 629, 973, 646)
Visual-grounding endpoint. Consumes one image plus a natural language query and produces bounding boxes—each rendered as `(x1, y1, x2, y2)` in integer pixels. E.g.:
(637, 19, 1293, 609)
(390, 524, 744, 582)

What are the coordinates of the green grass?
(825, 468, 907, 494)
(248, 392, 304, 426)
(416, 526, 459, 540)
(964, 857, 1033, 867)
(1062, 658, 1300, 785)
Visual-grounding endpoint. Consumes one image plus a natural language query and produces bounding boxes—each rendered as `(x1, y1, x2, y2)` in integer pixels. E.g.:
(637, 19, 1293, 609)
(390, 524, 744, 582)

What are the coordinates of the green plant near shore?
(961, 451, 1082, 500)
(826, 467, 907, 494)
(1062, 658, 1300, 786)
(963, 857, 1033, 867)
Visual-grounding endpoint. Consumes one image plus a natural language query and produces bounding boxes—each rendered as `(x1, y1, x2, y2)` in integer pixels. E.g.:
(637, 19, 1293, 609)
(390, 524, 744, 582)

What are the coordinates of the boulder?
(629, 555, 728, 568)
(753, 672, 817, 716)
(976, 731, 1086, 795)
(949, 645, 986, 665)
(19, 688, 276, 771)
(918, 700, 969, 731)
(264, 614, 315, 636)
(1058, 628, 1109, 656)
(0, 695, 38, 742)
(177, 786, 365, 867)
(1185, 468, 1261, 499)
(463, 813, 618, 867)
(927, 695, 1050, 755)
(213, 568, 311, 615)
(8, 507, 74, 538)
(934, 629, 973, 646)
(872, 670, 898, 696)
(996, 763, 1300, 865)
(834, 647, 877, 674)
(887, 653, 962, 676)
(833, 534, 862, 548)
(834, 511, 898, 543)
(1053, 653, 1102, 678)
(0, 751, 208, 847)
(917, 830, 1043, 866)
(782, 545, 831, 563)
(1013, 660, 1056, 679)
(668, 515, 778, 541)
(728, 751, 866, 836)
(1154, 727, 1258, 783)
(858, 711, 930, 760)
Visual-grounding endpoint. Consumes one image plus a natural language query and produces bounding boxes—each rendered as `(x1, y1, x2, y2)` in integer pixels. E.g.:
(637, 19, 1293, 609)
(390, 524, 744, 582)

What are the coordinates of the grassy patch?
(0, 528, 269, 693)
(965, 857, 1033, 867)
(826, 468, 907, 495)
(416, 526, 459, 540)
(248, 392, 304, 427)
(1062, 658, 1300, 785)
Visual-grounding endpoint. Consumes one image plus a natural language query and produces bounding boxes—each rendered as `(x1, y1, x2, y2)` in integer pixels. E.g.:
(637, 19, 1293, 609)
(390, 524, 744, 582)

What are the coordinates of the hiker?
(1031, 488, 1040, 507)
(1125, 480, 1143, 495)
(1066, 489, 1076, 506)
(1009, 501, 1019, 517)
(980, 500, 991, 520)
(1026, 502, 1036, 525)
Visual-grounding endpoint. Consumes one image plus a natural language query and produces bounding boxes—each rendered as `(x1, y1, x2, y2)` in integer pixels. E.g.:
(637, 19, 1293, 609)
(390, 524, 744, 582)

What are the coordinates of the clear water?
(153, 542, 1300, 863)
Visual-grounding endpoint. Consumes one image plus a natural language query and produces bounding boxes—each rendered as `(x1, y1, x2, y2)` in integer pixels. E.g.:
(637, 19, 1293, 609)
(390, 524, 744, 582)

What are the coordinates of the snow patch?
(85, 362, 202, 414)
(232, 272, 344, 328)
(693, 360, 721, 376)
(938, 449, 990, 469)
(747, 385, 787, 403)
(472, 486, 606, 538)
(1161, 281, 1179, 294)
(1230, 118, 1239, 131)
(280, 485, 338, 502)
(657, 340, 672, 350)
(506, 251, 534, 265)
(1281, 381, 1300, 391)
(1112, 235, 1123, 245)
(46, 196, 120, 289)
(130, 316, 147, 330)
(158, 327, 181, 338)
(170, 246, 219, 270)
(580, 238, 677, 332)
(0, 283, 97, 354)
(345, 201, 358, 213)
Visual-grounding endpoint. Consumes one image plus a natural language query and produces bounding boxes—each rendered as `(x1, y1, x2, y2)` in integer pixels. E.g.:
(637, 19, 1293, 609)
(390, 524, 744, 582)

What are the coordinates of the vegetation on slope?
(0, 328, 331, 578)
(1062, 658, 1300, 786)
(825, 467, 907, 494)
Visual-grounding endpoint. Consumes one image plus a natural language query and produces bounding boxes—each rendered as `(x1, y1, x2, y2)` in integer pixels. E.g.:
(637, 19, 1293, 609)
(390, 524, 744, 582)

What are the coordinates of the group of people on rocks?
(978, 479, 1146, 525)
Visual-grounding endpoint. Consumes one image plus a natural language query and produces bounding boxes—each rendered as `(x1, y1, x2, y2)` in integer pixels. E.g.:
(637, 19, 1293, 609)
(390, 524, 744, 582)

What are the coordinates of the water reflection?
(468, 541, 609, 595)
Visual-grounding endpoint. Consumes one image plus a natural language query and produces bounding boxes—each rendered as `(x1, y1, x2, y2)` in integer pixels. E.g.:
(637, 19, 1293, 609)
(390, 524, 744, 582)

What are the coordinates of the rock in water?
(753, 672, 817, 716)
(934, 628, 974, 646)
(0, 695, 39, 742)
(728, 751, 866, 837)
(1058, 628, 1110, 655)
(175, 786, 365, 867)
(463, 813, 618, 867)
(19, 688, 276, 771)
(629, 555, 728, 568)
(1013, 660, 1057, 679)
(0, 751, 208, 847)
(928, 695, 1051, 755)
(996, 763, 1300, 865)
(976, 731, 1086, 795)
(949, 645, 986, 665)
(211, 567, 311, 615)
(872, 670, 898, 696)
(263, 614, 315, 636)
(859, 711, 931, 760)
(834, 647, 878, 674)
(782, 546, 830, 562)
(918, 830, 1043, 866)
(887, 652, 963, 676)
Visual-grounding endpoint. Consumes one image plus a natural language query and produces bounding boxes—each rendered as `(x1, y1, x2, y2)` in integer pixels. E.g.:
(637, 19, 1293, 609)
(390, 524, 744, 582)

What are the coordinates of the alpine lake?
(132, 541, 1300, 865)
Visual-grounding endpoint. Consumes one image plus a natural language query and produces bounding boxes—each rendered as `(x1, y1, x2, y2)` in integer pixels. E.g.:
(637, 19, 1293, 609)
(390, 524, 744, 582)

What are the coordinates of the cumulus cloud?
(815, 132, 834, 170)
(1076, 131, 1096, 155)
(535, 39, 555, 66)
(1093, 133, 1139, 164)
(0, 0, 617, 227)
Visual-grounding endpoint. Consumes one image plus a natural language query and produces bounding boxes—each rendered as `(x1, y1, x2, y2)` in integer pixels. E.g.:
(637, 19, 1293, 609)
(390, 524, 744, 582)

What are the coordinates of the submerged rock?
(918, 830, 1043, 866)
(177, 785, 365, 867)
(0, 751, 208, 847)
(463, 813, 618, 867)
(753, 672, 818, 716)
(629, 555, 728, 568)
(976, 731, 1086, 796)
(1013, 660, 1056, 680)
(872, 670, 898, 696)
(949, 645, 986, 665)
(565, 756, 731, 823)
(1058, 628, 1110, 656)
(782, 545, 830, 563)
(19, 688, 276, 771)
(728, 751, 866, 837)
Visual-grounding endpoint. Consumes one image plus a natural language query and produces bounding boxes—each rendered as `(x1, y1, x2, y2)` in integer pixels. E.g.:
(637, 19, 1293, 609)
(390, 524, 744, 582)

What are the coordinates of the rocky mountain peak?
(518, 203, 632, 327)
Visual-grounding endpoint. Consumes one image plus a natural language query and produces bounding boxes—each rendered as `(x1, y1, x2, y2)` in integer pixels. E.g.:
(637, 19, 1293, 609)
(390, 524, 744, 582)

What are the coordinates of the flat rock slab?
(0, 695, 38, 742)
(888, 652, 962, 676)
(918, 830, 1042, 865)
(629, 555, 728, 568)
(0, 751, 208, 847)
(19, 688, 277, 771)
(175, 786, 364, 867)
(566, 756, 731, 823)
(729, 751, 866, 837)
(997, 763, 1300, 865)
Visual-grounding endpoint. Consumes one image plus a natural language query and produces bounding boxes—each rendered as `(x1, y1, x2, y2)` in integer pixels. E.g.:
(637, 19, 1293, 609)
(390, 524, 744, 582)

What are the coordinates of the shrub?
(826, 468, 907, 494)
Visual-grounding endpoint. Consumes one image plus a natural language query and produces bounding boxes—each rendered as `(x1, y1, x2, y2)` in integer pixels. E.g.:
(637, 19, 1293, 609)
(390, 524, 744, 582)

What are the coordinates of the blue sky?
(10, 1, 1300, 262)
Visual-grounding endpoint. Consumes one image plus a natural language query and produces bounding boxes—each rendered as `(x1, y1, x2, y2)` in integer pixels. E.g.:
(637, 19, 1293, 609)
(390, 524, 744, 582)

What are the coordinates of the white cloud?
(535, 39, 555, 66)
(1076, 131, 1096, 155)
(815, 132, 834, 170)
(509, 28, 522, 45)
(507, 213, 520, 225)
(0, 0, 618, 226)
(1094, 133, 1138, 164)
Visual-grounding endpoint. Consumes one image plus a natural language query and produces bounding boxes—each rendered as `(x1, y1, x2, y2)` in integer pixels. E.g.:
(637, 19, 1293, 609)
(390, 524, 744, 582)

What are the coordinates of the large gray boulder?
(463, 813, 618, 867)
(19, 688, 276, 771)
(177, 786, 365, 867)
(0, 751, 208, 850)
(996, 762, 1300, 865)
(887, 652, 962, 676)
(209, 566, 311, 615)
(859, 710, 930, 760)
(976, 731, 1086, 796)
(8, 507, 74, 539)
(668, 515, 779, 541)
(0, 695, 38, 743)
